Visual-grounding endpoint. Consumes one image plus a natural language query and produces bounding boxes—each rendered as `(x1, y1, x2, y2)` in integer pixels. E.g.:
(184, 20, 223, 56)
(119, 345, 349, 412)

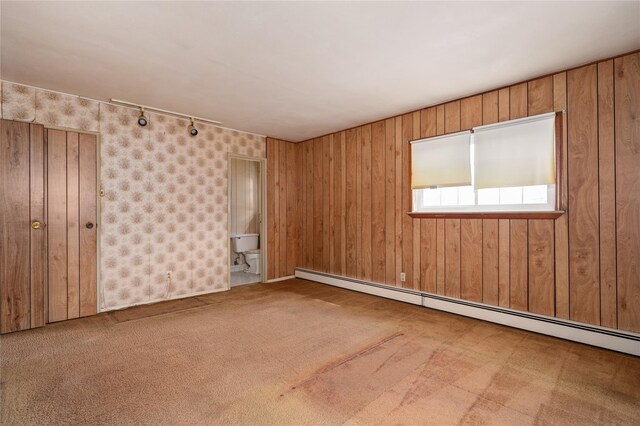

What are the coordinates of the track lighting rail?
(110, 99, 222, 126)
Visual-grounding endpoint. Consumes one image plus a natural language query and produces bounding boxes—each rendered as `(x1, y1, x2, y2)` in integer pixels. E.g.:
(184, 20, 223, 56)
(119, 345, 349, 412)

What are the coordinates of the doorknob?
(31, 221, 43, 230)
(85, 222, 94, 229)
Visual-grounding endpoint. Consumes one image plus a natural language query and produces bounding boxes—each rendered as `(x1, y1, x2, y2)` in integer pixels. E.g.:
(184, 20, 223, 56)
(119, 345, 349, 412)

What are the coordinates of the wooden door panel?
(79, 133, 97, 317)
(0, 120, 31, 333)
(47, 129, 68, 323)
(67, 132, 80, 319)
(30, 123, 46, 328)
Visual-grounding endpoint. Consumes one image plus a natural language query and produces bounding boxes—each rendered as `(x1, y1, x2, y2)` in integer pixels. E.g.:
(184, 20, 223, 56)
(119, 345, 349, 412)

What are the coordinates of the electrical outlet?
(400, 272, 406, 282)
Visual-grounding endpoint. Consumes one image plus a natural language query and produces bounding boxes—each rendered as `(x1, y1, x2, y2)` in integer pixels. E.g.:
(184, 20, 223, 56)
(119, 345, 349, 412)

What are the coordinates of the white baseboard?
(295, 268, 640, 357)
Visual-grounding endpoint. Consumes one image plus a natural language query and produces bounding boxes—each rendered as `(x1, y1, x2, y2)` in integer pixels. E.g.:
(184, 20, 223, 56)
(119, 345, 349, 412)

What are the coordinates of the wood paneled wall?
(230, 158, 260, 236)
(267, 52, 640, 333)
(266, 138, 301, 279)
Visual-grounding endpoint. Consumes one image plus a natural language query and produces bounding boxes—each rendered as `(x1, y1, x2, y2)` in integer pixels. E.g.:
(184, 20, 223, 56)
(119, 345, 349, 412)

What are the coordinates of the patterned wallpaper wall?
(0, 81, 266, 310)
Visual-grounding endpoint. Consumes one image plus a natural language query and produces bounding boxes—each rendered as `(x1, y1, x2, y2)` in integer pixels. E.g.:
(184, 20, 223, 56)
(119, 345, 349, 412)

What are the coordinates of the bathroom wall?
(230, 158, 260, 236)
(0, 81, 266, 310)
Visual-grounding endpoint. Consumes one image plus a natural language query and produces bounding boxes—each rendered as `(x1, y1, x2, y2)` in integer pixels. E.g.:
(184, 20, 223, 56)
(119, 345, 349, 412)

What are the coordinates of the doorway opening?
(228, 155, 266, 287)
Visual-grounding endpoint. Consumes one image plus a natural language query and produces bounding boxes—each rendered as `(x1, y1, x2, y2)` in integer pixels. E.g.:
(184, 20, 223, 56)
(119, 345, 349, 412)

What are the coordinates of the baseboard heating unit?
(294, 268, 640, 357)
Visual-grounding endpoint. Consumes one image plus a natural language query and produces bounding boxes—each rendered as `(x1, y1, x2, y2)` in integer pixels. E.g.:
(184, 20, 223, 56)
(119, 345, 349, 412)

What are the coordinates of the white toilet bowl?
(244, 249, 261, 275)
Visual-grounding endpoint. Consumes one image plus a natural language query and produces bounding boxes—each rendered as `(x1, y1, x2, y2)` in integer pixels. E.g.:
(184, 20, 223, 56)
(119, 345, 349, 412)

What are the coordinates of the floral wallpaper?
(1, 80, 265, 310)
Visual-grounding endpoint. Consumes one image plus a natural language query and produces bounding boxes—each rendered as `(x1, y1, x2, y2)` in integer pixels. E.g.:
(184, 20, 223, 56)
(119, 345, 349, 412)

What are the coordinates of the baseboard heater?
(294, 268, 640, 357)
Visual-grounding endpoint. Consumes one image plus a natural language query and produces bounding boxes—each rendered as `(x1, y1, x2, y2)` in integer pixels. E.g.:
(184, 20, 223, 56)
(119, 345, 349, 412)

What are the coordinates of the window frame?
(408, 111, 565, 219)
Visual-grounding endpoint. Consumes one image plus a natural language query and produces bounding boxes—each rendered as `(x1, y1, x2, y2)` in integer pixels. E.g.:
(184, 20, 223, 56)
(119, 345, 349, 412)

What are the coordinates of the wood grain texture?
(460, 95, 482, 131)
(436, 219, 445, 295)
(436, 105, 445, 135)
(568, 64, 600, 325)
(444, 219, 461, 298)
(323, 136, 332, 273)
(394, 118, 403, 286)
(482, 91, 498, 125)
(420, 219, 436, 293)
(361, 125, 372, 281)
(444, 101, 461, 134)
(420, 107, 436, 138)
(278, 141, 288, 275)
(509, 82, 528, 119)
(47, 129, 68, 323)
(345, 130, 357, 278)
(482, 219, 499, 305)
(384, 119, 396, 284)
(355, 127, 362, 279)
(509, 220, 528, 311)
(528, 76, 554, 116)
(371, 121, 386, 283)
(266, 138, 277, 278)
(597, 60, 617, 329)
(333, 134, 344, 275)
(498, 88, 510, 122)
(287, 141, 302, 276)
(29, 124, 46, 328)
(66, 132, 80, 320)
(411, 112, 421, 290)
(553, 73, 570, 319)
(615, 53, 640, 333)
(528, 220, 555, 316)
(0, 120, 31, 333)
(305, 142, 314, 269)
(328, 136, 335, 273)
(401, 114, 413, 288)
(78, 133, 97, 317)
(272, 139, 281, 275)
(498, 219, 510, 307)
(313, 139, 323, 271)
(460, 219, 482, 302)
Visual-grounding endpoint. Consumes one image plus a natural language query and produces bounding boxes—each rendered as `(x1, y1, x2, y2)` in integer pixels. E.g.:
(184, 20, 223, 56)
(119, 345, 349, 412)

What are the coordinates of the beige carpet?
(1, 279, 639, 425)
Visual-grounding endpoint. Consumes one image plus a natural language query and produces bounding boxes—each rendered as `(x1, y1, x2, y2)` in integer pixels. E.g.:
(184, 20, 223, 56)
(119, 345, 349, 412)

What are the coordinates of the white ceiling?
(1, 2, 638, 141)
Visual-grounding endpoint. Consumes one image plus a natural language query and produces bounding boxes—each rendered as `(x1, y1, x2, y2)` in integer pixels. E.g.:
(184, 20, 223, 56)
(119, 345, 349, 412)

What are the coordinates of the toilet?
(230, 233, 261, 275)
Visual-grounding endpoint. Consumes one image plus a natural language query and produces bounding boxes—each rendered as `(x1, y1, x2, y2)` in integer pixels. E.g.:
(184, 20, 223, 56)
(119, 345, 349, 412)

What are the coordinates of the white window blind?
(411, 131, 472, 189)
(473, 112, 556, 190)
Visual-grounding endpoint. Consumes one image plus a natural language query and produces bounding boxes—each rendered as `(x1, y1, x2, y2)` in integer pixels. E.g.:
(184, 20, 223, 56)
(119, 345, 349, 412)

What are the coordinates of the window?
(410, 112, 561, 215)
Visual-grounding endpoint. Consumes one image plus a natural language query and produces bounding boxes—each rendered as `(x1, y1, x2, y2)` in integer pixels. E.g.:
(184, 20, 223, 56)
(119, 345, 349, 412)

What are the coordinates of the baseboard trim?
(295, 268, 640, 356)
(266, 275, 295, 283)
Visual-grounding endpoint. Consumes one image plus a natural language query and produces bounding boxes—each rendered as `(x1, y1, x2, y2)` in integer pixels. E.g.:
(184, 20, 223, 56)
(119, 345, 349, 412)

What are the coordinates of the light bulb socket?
(188, 119, 198, 136)
(137, 107, 148, 127)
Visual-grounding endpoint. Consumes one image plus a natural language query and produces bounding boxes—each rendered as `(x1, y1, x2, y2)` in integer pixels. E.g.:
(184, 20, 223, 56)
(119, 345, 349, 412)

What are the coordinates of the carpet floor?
(1, 279, 639, 425)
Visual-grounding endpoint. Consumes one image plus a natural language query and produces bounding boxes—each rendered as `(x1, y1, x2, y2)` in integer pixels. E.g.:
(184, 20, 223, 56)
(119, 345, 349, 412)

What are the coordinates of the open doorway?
(228, 155, 266, 287)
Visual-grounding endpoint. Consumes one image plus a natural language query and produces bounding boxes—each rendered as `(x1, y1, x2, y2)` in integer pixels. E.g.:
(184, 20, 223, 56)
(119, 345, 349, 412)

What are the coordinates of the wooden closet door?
(47, 129, 97, 323)
(0, 120, 46, 333)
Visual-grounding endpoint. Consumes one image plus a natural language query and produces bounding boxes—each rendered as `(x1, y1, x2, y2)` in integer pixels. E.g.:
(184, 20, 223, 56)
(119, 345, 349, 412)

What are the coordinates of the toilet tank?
(230, 233, 259, 253)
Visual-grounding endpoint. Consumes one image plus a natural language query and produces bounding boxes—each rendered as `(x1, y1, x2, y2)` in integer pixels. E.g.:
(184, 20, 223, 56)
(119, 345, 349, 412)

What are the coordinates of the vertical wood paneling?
(29, 124, 46, 328)
(411, 112, 421, 290)
(345, 130, 357, 277)
(371, 121, 386, 283)
(420, 219, 436, 293)
(272, 140, 281, 275)
(66, 132, 80, 320)
(509, 219, 528, 311)
(361, 125, 372, 280)
(329, 136, 335, 273)
(528, 220, 555, 316)
(278, 141, 288, 275)
(47, 129, 68, 323)
(553, 72, 570, 319)
(460, 95, 482, 130)
(597, 60, 617, 329)
(266, 139, 276, 278)
(0, 120, 31, 333)
(287, 142, 301, 275)
(445, 219, 460, 298)
(527, 76, 554, 116)
(420, 107, 436, 138)
(313, 139, 323, 271)
(498, 87, 510, 122)
(305, 142, 314, 269)
(436, 105, 445, 135)
(356, 127, 362, 279)
(444, 101, 461, 134)
(436, 219, 445, 295)
(384, 119, 396, 284)
(498, 219, 510, 307)
(460, 219, 482, 302)
(568, 64, 600, 325)
(482, 91, 499, 125)
(394, 118, 403, 286)
(482, 219, 499, 305)
(615, 53, 640, 332)
(78, 133, 97, 317)
(510, 82, 528, 119)
(322, 136, 332, 272)
(401, 114, 413, 288)
(333, 133, 345, 275)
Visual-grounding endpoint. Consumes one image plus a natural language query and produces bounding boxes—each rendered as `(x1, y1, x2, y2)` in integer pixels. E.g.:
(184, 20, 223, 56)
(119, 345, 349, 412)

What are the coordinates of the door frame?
(227, 153, 267, 289)
(43, 125, 102, 314)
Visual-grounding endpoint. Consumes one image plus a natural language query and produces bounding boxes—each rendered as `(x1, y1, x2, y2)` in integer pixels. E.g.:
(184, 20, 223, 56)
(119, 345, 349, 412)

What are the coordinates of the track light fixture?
(137, 107, 148, 127)
(188, 118, 198, 137)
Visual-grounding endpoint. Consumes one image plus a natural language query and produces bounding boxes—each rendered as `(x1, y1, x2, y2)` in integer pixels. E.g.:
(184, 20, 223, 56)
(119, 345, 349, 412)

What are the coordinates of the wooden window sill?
(407, 211, 565, 219)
